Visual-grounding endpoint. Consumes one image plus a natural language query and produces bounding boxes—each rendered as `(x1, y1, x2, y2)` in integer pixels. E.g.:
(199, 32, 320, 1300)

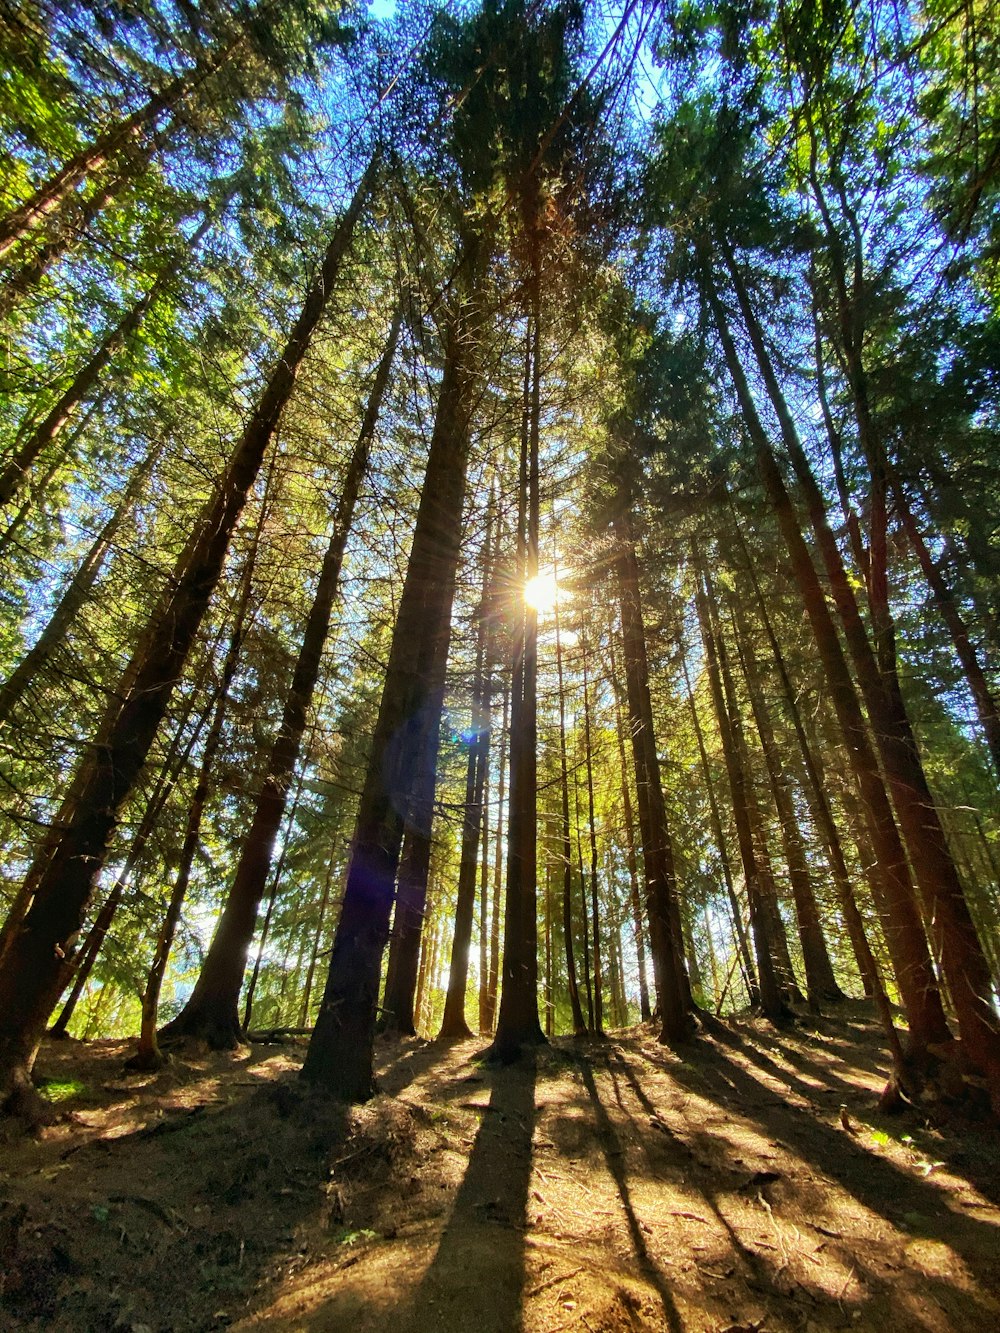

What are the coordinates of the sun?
(524, 570, 559, 612)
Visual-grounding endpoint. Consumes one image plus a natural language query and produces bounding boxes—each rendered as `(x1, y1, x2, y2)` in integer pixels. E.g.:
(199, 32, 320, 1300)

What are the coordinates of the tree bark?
(694, 557, 790, 1023)
(679, 645, 759, 1007)
(581, 628, 603, 1034)
(730, 597, 843, 1007)
(609, 628, 651, 1021)
(482, 681, 509, 1034)
(162, 308, 400, 1049)
(0, 277, 166, 507)
(554, 573, 586, 1035)
(0, 161, 375, 1112)
(0, 42, 237, 259)
(439, 503, 496, 1040)
(612, 501, 690, 1042)
(894, 477, 1000, 782)
(489, 305, 546, 1061)
(302, 286, 480, 1101)
(717, 245, 1000, 1103)
(702, 263, 952, 1088)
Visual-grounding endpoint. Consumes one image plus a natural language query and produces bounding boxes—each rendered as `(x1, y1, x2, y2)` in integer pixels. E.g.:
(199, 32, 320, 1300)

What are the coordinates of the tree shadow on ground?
(398, 1052, 537, 1333)
(609, 1020, 1000, 1329)
(576, 1055, 685, 1331)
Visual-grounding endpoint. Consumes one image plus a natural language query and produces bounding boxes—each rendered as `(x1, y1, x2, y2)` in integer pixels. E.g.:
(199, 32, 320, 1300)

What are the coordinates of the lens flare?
(524, 571, 558, 612)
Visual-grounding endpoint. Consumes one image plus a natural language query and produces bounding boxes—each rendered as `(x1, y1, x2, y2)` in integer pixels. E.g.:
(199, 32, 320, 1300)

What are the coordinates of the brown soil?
(1, 1001, 997, 1332)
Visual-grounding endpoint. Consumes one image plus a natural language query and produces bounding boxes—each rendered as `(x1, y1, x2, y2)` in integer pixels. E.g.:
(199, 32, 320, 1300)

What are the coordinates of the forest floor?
(1, 1000, 998, 1333)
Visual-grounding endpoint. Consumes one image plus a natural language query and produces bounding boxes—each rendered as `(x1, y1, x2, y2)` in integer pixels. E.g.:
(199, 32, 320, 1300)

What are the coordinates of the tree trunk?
(0, 42, 236, 259)
(702, 264, 951, 1088)
(719, 246, 1000, 1104)
(489, 305, 546, 1061)
(483, 681, 509, 1034)
(302, 285, 481, 1101)
(299, 843, 339, 1029)
(439, 504, 496, 1040)
(128, 468, 273, 1070)
(575, 770, 594, 1030)
(730, 597, 843, 1007)
(0, 161, 375, 1113)
(679, 645, 759, 1007)
(581, 628, 604, 1035)
(555, 572, 586, 1035)
(381, 829, 430, 1038)
(609, 629, 651, 1021)
(612, 502, 690, 1043)
(0, 279, 165, 507)
(894, 477, 1000, 781)
(477, 679, 494, 1034)
(47, 880, 125, 1038)
(162, 308, 400, 1049)
(241, 773, 308, 1033)
(0, 174, 132, 321)
(694, 558, 790, 1023)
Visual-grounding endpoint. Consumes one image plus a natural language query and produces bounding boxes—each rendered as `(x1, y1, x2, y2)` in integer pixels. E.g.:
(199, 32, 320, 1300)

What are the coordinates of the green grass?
(36, 1077, 86, 1103)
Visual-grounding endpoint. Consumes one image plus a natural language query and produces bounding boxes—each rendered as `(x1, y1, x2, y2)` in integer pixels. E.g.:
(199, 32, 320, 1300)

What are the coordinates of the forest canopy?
(0, 0, 998, 1122)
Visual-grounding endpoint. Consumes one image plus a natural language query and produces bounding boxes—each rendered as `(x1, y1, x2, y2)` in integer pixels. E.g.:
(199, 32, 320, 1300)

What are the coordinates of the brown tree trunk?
(0, 162, 375, 1113)
(555, 572, 586, 1035)
(575, 770, 594, 1030)
(694, 559, 790, 1023)
(608, 629, 651, 1021)
(47, 880, 125, 1038)
(477, 680, 494, 1034)
(381, 826, 431, 1038)
(679, 646, 759, 1007)
(241, 773, 308, 1033)
(0, 277, 165, 507)
(129, 467, 273, 1070)
(439, 505, 496, 1040)
(730, 599, 843, 1007)
(581, 629, 603, 1034)
(612, 502, 690, 1042)
(299, 842, 339, 1029)
(482, 682, 509, 1034)
(489, 304, 546, 1061)
(0, 173, 132, 321)
(302, 285, 481, 1101)
(894, 478, 1000, 781)
(702, 264, 951, 1088)
(162, 308, 399, 1049)
(718, 247, 1000, 1103)
(0, 43, 236, 259)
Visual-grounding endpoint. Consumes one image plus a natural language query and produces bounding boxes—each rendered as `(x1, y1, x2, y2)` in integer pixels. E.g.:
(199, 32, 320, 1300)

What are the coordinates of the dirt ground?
(1, 1001, 998, 1332)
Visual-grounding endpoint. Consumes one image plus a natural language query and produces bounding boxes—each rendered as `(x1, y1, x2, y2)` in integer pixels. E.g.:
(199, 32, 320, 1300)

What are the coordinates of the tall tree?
(0, 157, 376, 1114)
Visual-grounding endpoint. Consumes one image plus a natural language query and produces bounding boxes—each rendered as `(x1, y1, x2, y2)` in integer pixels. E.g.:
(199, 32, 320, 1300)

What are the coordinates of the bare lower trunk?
(490, 306, 546, 1061)
(581, 630, 604, 1035)
(555, 579, 586, 1035)
(163, 309, 399, 1049)
(609, 630, 651, 1021)
(679, 646, 759, 1007)
(716, 245, 1000, 1103)
(303, 289, 480, 1100)
(694, 558, 789, 1023)
(0, 164, 374, 1110)
(731, 598, 842, 1007)
(613, 502, 689, 1042)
